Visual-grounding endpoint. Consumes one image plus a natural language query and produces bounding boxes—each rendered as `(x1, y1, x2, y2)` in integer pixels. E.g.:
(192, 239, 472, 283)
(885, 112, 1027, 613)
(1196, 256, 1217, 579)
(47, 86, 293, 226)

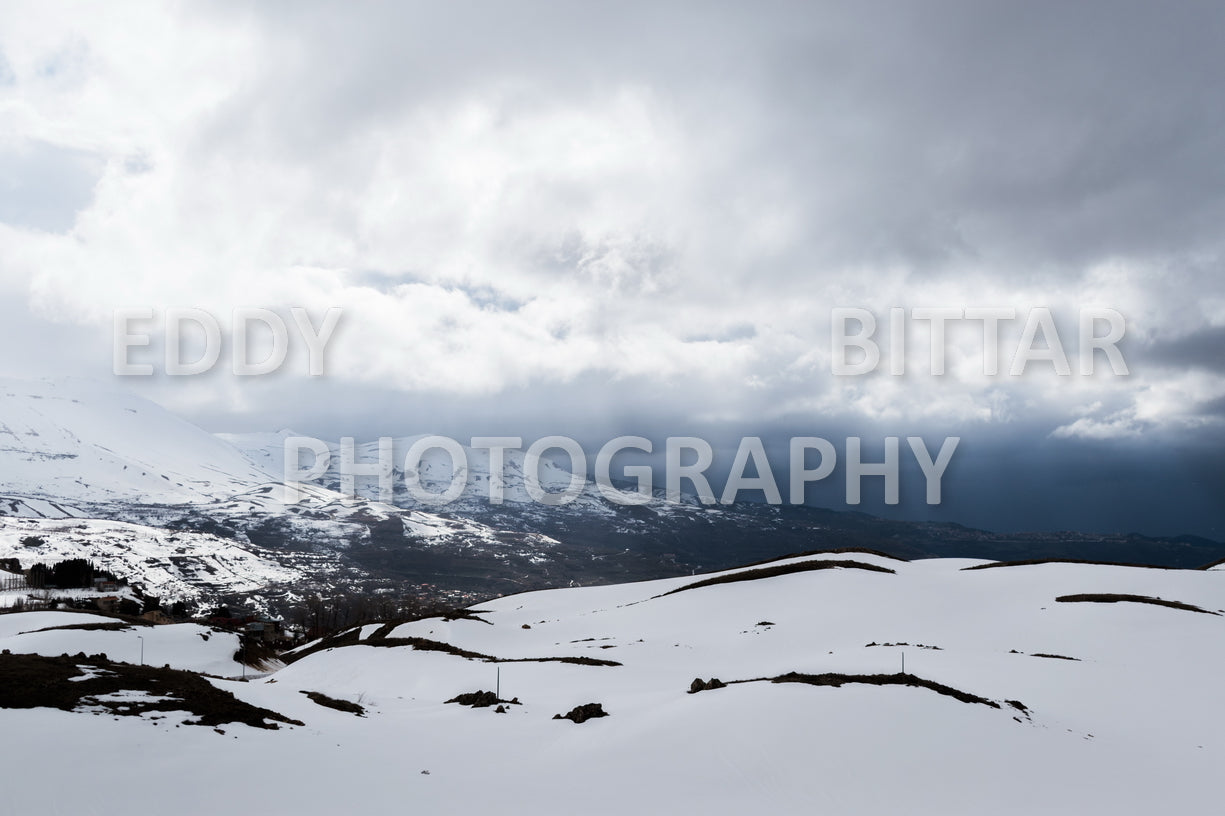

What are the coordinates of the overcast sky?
(1, 1, 1223, 538)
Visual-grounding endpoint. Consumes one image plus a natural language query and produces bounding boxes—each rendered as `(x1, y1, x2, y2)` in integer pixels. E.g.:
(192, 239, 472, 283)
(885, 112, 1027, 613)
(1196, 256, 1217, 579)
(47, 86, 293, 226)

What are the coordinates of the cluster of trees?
(25, 558, 123, 590)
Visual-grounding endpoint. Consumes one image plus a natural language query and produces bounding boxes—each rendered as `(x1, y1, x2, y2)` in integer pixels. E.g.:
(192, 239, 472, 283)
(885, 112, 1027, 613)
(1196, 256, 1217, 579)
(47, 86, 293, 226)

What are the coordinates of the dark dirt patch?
(769, 672, 1000, 708)
(865, 642, 943, 650)
(445, 690, 521, 708)
(735, 547, 910, 569)
(285, 634, 621, 667)
(554, 702, 607, 723)
(236, 638, 282, 670)
(1055, 593, 1217, 615)
(282, 627, 363, 663)
(1030, 653, 1080, 661)
(300, 690, 365, 716)
(695, 671, 1011, 711)
(21, 621, 147, 634)
(369, 621, 402, 640)
(363, 636, 490, 660)
(0, 653, 302, 729)
(439, 609, 494, 624)
(963, 559, 1182, 572)
(662, 559, 894, 597)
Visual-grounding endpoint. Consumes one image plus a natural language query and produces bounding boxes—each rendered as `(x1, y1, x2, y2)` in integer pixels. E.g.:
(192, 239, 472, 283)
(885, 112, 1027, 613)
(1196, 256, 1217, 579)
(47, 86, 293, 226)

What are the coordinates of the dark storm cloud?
(732, 1, 1225, 275)
(1142, 326, 1225, 374)
(171, 0, 1225, 309)
(5, 1, 1225, 540)
(1198, 393, 1225, 418)
(212, 0, 1225, 271)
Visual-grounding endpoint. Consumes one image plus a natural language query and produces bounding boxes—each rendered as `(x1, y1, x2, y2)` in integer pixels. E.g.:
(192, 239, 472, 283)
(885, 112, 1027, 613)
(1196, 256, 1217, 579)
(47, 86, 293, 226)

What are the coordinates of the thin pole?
(901, 650, 905, 675)
(496, 665, 501, 699)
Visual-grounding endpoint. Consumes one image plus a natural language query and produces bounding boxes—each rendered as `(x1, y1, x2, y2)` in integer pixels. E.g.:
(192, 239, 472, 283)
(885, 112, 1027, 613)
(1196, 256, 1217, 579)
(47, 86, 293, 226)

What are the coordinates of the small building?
(141, 609, 173, 625)
(95, 595, 120, 613)
(245, 619, 285, 644)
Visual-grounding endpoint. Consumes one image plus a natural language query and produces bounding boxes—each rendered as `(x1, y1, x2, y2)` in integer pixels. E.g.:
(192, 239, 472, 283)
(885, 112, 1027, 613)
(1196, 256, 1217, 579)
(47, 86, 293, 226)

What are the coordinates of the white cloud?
(0, 0, 1221, 450)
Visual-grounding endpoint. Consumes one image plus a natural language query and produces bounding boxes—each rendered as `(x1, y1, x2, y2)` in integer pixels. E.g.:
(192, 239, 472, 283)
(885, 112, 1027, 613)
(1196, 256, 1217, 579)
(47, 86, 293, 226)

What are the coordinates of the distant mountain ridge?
(0, 377, 1221, 614)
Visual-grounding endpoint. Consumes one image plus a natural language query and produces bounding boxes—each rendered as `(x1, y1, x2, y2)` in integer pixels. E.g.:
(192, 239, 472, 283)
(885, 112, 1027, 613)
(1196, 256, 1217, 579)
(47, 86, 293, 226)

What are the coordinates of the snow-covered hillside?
(0, 610, 256, 676)
(0, 379, 566, 609)
(1, 553, 1222, 814)
(0, 516, 316, 608)
(0, 378, 278, 504)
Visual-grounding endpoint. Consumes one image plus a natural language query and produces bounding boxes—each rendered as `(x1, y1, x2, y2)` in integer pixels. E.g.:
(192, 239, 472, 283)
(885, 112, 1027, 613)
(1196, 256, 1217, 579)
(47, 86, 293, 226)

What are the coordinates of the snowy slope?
(0, 516, 313, 607)
(0, 378, 274, 504)
(1, 553, 1222, 814)
(0, 380, 541, 599)
(0, 610, 253, 676)
(0, 495, 86, 518)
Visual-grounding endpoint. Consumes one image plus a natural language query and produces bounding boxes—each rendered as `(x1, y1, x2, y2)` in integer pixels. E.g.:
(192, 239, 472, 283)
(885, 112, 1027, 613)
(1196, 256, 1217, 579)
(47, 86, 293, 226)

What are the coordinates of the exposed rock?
(445, 690, 520, 709)
(553, 702, 608, 723)
(688, 677, 727, 694)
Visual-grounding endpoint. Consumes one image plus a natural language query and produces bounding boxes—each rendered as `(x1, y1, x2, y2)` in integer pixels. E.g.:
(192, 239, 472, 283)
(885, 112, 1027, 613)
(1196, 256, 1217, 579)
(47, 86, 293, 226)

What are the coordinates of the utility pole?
(901, 650, 905, 675)
(137, 634, 144, 666)
(496, 665, 501, 699)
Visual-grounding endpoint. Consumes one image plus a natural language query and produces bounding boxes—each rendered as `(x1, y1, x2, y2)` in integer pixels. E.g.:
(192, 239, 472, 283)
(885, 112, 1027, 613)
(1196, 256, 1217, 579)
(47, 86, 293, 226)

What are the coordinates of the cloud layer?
(1, 1, 1222, 536)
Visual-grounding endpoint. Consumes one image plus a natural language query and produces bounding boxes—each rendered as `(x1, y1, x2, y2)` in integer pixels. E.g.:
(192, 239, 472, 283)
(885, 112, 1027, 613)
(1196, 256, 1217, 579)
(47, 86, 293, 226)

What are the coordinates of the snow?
(0, 516, 306, 605)
(0, 611, 253, 676)
(221, 430, 683, 517)
(1, 555, 1221, 813)
(0, 377, 275, 504)
(0, 380, 504, 557)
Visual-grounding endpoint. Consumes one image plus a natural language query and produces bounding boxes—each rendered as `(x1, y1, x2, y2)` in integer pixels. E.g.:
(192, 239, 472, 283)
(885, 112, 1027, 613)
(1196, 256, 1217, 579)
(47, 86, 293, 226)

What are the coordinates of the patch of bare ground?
(439, 609, 494, 624)
(737, 548, 909, 569)
(284, 634, 620, 666)
(691, 671, 1021, 712)
(21, 620, 153, 634)
(963, 558, 1182, 571)
(236, 638, 282, 671)
(0, 652, 302, 729)
(300, 690, 365, 715)
(369, 621, 403, 640)
(661, 559, 894, 597)
(445, 690, 521, 709)
(1054, 593, 1217, 614)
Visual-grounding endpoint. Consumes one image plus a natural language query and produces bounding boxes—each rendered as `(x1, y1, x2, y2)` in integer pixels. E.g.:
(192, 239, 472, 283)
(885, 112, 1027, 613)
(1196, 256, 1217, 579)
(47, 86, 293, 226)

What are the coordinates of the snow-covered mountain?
(220, 431, 628, 507)
(0, 516, 325, 611)
(1, 553, 1222, 814)
(0, 379, 571, 610)
(1, 377, 1222, 617)
(0, 378, 273, 504)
